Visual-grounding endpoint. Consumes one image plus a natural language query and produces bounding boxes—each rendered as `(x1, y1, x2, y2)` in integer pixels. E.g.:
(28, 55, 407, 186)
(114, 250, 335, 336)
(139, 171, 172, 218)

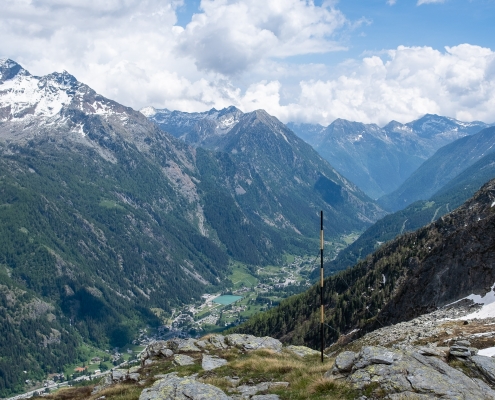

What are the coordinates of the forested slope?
(232, 178, 495, 349)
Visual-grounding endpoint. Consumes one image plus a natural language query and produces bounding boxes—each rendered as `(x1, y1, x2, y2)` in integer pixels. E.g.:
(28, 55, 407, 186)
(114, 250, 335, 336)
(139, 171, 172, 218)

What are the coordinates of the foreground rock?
(285, 345, 321, 358)
(225, 334, 282, 352)
(202, 354, 228, 371)
(139, 373, 229, 400)
(330, 346, 495, 399)
(140, 334, 283, 367)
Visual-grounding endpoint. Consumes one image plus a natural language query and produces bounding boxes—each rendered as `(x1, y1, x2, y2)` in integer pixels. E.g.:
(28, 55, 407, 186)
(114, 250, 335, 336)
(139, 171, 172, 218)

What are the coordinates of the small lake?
(212, 295, 243, 305)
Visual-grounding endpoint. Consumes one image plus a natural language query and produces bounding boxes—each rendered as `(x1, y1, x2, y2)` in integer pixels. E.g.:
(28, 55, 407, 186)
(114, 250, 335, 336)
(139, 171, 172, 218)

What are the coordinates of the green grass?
(340, 232, 362, 245)
(283, 254, 295, 263)
(230, 263, 258, 288)
(99, 199, 125, 210)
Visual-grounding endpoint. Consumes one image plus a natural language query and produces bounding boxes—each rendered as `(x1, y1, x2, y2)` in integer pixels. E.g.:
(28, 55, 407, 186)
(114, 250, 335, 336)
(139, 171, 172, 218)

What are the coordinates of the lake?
(212, 295, 243, 305)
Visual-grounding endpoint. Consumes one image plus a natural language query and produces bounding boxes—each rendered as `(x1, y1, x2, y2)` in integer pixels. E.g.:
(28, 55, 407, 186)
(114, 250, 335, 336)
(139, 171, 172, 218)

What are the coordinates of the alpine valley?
(0, 59, 383, 396)
(3, 56, 495, 400)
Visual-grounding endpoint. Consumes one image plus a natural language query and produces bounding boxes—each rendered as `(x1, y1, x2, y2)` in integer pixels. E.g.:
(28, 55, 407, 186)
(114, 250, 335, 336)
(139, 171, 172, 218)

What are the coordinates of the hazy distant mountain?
(328, 149, 495, 273)
(379, 126, 495, 211)
(288, 115, 490, 199)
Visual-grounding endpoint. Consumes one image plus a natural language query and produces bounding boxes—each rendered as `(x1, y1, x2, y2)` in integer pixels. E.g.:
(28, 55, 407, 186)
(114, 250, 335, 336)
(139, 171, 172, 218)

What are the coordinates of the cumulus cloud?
(0, 0, 351, 110)
(417, 0, 446, 5)
(272, 44, 495, 125)
(0, 1, 494, 126)
(176, 0, 347, 75)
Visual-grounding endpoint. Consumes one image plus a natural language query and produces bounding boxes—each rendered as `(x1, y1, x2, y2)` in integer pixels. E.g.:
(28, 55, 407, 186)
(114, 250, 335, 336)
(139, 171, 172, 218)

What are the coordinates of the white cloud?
(387, 0, 397, 5)
(176, 0, 347, 75)
(275, 44, 495, 125)
(417, 0, 446, 5)
(1, 1, 494, 127)
(0, 0, 350, 110)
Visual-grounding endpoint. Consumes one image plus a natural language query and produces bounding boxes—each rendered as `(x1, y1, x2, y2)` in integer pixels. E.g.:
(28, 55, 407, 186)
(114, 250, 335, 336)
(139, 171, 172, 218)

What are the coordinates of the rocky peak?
(39, 70, 79, 90)
(407, 113, 489, 138)
(0, 58, 30, 83)
(140, 105, 157, 117)
(0, 59, 137, 126)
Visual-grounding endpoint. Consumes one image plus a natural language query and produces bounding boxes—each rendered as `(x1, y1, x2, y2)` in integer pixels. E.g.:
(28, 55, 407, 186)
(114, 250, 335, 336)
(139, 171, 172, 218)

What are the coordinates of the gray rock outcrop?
(139, 373, 230, 400)
(471, 355, 495, 384)
(285, 345, 320, 358)
(202, 354, 228, 371)
(173, 354, 195, 366)
(225, 334, 282, 352)
(330, 346, 495, 399)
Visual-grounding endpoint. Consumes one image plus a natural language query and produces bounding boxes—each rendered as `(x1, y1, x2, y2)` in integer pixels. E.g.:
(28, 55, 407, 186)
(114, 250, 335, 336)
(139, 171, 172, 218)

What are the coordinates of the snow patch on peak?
(0, 73, 72, 120)
(0, 59, 30, 82)
(140, 106, 157, 117)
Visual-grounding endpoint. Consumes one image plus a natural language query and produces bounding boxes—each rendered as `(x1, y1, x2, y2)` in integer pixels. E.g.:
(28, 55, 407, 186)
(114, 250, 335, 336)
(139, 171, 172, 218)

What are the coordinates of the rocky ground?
(40, 302, 495, 400)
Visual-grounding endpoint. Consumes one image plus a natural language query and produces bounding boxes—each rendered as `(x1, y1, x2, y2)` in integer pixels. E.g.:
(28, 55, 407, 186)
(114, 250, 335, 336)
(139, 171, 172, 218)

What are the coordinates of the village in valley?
(154, 254, 319, 338)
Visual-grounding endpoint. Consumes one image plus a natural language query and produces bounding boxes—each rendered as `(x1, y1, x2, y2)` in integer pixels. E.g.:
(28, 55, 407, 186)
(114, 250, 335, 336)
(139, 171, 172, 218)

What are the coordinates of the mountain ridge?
(379, 125, 495, 211)
(288, 114, 490, 199)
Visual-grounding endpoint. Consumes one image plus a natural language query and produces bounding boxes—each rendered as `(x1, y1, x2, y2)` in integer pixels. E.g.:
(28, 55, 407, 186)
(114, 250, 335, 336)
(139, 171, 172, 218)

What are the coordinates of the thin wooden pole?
(320, 211, 324, 363)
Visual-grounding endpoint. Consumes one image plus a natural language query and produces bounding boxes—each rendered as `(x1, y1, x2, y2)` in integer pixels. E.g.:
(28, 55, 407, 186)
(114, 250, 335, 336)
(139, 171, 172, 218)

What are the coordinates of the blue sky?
(1, 0, 494, 125)
(174, 0, 495, 62)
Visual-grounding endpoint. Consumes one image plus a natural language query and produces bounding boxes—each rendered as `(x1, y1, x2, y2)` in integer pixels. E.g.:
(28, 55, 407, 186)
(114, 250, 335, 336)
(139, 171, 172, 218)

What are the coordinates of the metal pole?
(320, 211, 324, 363)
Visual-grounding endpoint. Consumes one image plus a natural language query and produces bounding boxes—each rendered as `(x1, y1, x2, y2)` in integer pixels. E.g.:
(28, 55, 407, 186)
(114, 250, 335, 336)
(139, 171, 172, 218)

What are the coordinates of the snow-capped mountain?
(0, 58, 172, 161)
(0, 59, 132, 124)
(142, 105, 243, 149)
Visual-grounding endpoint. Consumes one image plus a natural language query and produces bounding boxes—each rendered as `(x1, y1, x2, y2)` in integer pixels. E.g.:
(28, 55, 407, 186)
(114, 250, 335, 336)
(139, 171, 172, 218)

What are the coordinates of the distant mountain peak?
(140, 106, 158, 117)
(0, 58, 30, 83)
(0, 59, 137, 126)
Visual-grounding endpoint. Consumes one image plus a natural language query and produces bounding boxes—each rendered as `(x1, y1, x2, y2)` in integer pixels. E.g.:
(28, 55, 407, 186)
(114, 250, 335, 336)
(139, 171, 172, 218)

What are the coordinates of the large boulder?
(328, 346, 495, 399)
(334, 351, 357, 373)
(207, 334, 228, 350)
(139, 373, 230, 400)
(285, 345, 320, 358)
(173, 354, 195, 366)
(225, 334, 282, 352)
(471, 355, 495, 384)
(168, 338, 201, 352)
(202, 354, 228, 371)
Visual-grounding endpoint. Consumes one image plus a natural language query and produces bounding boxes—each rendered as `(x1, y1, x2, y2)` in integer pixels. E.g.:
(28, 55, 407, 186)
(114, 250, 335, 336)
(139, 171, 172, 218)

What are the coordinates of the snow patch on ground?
(478, 347, 495, 357)
(454, 284, 495, 320)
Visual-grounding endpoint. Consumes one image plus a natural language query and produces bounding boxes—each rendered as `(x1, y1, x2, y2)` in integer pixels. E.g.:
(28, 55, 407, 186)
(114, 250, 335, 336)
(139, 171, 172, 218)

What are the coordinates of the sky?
(1, 0, 495, 126)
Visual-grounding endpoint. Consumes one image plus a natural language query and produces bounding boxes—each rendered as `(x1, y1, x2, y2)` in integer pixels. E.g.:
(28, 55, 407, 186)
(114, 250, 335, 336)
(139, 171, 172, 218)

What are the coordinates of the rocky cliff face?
(377, 176, 495, 324)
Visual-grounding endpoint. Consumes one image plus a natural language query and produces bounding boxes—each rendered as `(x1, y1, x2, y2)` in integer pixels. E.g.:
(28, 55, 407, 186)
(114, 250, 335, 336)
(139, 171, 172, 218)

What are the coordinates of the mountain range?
(0, 59, 384, 396)
(326, 126, 495, 273)
(288, 116, 490, 199)
(379, 125, 495, 211)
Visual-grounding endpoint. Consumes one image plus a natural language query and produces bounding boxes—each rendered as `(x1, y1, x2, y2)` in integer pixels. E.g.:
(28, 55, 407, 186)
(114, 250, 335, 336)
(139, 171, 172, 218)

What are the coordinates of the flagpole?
(320, 210, 324, 363)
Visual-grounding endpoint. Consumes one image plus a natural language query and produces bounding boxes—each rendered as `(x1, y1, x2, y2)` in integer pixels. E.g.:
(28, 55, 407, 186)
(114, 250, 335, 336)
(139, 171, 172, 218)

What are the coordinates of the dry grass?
(307, 377, 347, 395)
(44, 347, 358, 400)
(44, 386, 93, 400)
(230, 351, 304, 375)
(93, 383, 142, 400)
